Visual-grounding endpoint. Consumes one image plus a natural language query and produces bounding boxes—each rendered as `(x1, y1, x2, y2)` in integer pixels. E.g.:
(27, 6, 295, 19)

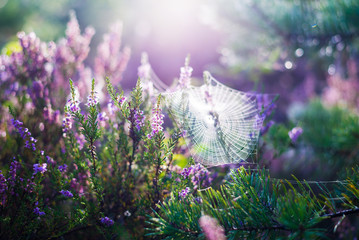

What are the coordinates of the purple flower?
(14, 31, 54, 81)
(55, 12, 94, 71)
(58, 164, 68, 172)
(0, 171, 7, 206)
(94, 21, 130, 85)
(11, 119, 25, 139)
(191, 164, 212, 188)
(260, 102, 276, 119)
(100, 216, 114, 227)
(52, 12, 94, 99)
(8, 160, 20, 188)
(194, 197, 203, 204)
(11, 119, 39, 151)
(30, 81, 44, 104)
(25, 140, 36, 151)
(60, 190, 73, 198)
(68, 97, 80, 113)
(199, 215, 226, 240)
(138, 52, 151, 81)
(178, 56, 193, 88)
(180, 167, 193, 179)
(147, 106, 164, 139)
(44, 105, 60, 124)
(107, 100, 117, 115)
(179, 187, 190, 199)
(34, 206, 45, 216)
(98, 112, 109, 122)
(46, 156, 56, 166)
(180, 164, 214, 189)
(87, 91, 99, 107)
(33, 163, 47, 175)
(116, 96, 126, 107)
(288, 127, 303, 143)
(62, 111, 72, 134)
(133, 109, 144, 132)
(260, 120, 275, 135)
(256, 94, 276, 118)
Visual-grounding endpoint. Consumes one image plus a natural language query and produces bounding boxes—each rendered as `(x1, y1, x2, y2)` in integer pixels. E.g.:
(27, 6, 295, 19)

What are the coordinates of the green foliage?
(147, 166, 359, 239)
(265, 124, 292, 156)
(207, 0, 359, 75)
(296, 100, 359, 176)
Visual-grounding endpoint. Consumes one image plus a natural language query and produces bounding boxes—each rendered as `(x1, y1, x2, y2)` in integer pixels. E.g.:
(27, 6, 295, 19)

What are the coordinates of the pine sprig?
(147, 166, 359, 239)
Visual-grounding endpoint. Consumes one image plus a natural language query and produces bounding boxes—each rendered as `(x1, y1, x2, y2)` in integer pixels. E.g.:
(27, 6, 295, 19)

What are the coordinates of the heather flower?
(30, 81, 44, 104)
(179, 187, 190, 199)
(191, 164, 212, 189)
(199, 215, 226, 240)
(68, 90, 80, 113)
(62, 111, 72, 134)
(116, 95, 127, 107)
(87, 90, 99, 107)
(16, 31, 55, 81)
(98, 112, 109, 122)
(24, 178, 36, 193)
(194, 197, 203, 204)
(0, 171, 7, 206)
(178, 56, 193, 88)
(11, 118, 37, 151)
(138, 52, 151, 81)
(8, 160, 20, 187)
(43, 104, 60, 124)
(58, 164, 68, 172)
(181, 164, 213, 189)
(180, 167, 193, 179)
(11, 119, 25, 138)
(70, 178, 85, 195)
(75, 132, 86, 150)
(34, 207, 45, 216)
(260, 120, 275, 135)
(25, 140, 36, 151)
(107, 100, 117, 115)
(33, 163, 47, 175)
(97, 112, 109, 128)
(55, 11, 94, 70)
(100, 216, 114, 226)
(288, 127, 303, 143)
(147, 105, 164, 139)
(60, 190, 73, 198)
(0, 55, 10, 81)
(133, 109, 145, 132)
(255, 94, 276, 119)
(46, 156, 56, 166)
(94, 21, 131, 85)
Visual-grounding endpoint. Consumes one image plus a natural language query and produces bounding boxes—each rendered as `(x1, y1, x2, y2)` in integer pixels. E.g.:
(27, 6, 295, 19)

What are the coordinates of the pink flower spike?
(199, 215, 226, 240)
(288, 126, 303, 143)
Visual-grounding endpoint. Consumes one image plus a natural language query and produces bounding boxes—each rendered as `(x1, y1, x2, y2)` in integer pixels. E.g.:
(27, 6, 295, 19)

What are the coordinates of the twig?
(322, 207, 359, 219)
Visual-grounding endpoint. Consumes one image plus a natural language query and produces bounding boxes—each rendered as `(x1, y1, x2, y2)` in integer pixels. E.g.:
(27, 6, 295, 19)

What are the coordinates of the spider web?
(164, 71, 272, 166)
